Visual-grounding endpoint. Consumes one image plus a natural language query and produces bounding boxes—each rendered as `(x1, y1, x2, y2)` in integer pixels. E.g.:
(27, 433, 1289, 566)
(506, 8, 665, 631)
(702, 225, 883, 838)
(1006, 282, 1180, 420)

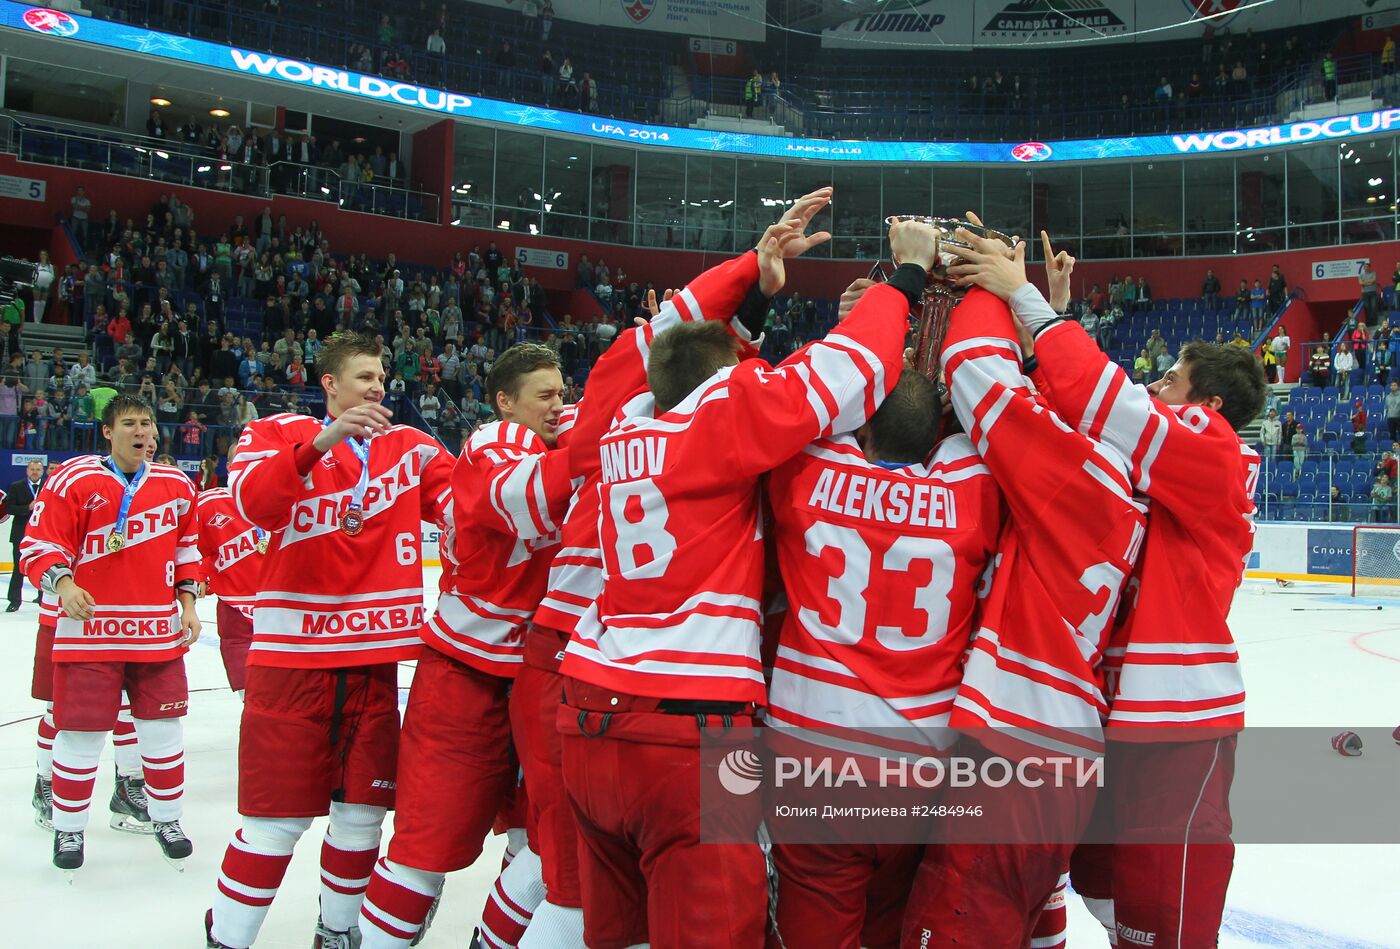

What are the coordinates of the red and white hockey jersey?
(941, 288, 1146, 761)
(1027, 289, 1259, 737)
(766, 432, 1003, 754)
(535, 251, 765, 639)
(195, 487, 270, 618)
(561, 282, 911, 705)
(229, 414, 455, 669)
(420, 420, 573, 677)
(21, 456, 200, 663)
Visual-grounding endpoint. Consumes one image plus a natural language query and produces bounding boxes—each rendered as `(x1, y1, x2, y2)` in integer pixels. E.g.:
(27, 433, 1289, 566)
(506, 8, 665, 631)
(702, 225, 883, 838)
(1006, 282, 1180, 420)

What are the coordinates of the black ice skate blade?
(34, 814, 53, 832)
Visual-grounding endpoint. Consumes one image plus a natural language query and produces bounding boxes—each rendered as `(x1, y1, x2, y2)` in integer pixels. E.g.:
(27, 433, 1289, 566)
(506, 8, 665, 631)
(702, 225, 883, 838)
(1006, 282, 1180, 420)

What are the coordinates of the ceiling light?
(352, 136, 366, 144)
(1370, 177, 1384, 186)
(150, 97, 171, 107)
(210, 108, 230, 118)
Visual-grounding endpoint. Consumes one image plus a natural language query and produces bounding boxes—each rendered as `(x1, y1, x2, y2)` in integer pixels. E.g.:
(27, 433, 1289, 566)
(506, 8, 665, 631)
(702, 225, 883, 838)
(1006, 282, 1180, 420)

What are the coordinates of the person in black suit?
(6, 459, 46, 611)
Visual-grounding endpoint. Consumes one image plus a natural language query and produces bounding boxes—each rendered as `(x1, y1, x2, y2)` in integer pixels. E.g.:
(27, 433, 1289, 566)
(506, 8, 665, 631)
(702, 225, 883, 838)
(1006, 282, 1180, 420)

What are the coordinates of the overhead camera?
(0, 257, 38, 308)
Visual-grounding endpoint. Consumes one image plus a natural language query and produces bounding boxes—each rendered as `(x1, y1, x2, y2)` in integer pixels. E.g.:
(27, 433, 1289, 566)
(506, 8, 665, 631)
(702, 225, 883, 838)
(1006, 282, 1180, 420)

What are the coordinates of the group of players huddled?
(19, 188, 1266, 949)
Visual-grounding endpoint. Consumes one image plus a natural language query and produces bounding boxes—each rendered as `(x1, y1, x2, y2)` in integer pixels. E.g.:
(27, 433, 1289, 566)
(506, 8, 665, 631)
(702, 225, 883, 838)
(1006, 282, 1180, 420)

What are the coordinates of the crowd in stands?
(6, 188, 708, 464)
(91, 0, 1371, 144)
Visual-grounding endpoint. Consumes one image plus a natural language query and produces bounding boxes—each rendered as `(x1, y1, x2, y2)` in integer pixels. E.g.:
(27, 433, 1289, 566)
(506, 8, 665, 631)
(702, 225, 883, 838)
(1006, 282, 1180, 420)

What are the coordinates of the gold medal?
(255, 536, 270, 554)
(340, 508, 364, 536)
(106, 531, 125, 553)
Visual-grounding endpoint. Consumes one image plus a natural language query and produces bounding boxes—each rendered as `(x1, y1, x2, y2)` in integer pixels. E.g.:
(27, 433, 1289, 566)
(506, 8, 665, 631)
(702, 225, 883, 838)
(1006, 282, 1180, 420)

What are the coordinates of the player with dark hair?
(948, 230, 1265, 948)
(764, 364, 1006, 949)
(206, 332, 456, 949)
(555, 210, 925, 949)
(21, 394, 201, 874)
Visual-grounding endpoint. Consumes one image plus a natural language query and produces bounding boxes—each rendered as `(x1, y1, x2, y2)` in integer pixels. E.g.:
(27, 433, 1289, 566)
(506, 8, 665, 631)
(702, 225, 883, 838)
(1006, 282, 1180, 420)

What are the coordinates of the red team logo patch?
(1011, 141, 1052, 162)
(206, 513, 233, 528)
(622, 0, 655, 24)
(22, 7, 79, 35)
(1181, 0, 1247, 24)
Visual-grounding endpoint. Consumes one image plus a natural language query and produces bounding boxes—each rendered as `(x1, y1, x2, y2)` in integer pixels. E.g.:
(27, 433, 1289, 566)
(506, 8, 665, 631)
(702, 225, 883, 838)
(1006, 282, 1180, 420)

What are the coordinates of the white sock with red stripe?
(476, 844, 545, 949)
(50, 730, 105, 832)
(358, 859, 444, 949)
(35, 705, 56, 780)
(1029, 873, 1068, 949)
(113, 699, 141, 778)
(518, 899, 585, 948)
(502, 827, 526, 868)
(319, 802, 385, 932)
(212, 816, 313, 949)
(132, 717, 183, 820)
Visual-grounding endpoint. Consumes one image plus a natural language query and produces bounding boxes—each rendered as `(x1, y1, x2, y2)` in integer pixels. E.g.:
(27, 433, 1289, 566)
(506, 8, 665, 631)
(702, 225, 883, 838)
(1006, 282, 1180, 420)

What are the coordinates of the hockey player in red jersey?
(900, 268, 1146, 947)
(516, 200, 810, 948)
(556, 213, 933, 949)
(195, 447, 271, 696)
(949, 230, 1266, 948)
(357, 342, 574, 949)
(763, 365, 1006, 949)
(206, 332, 456, 949)
(21, 394, 202, 874)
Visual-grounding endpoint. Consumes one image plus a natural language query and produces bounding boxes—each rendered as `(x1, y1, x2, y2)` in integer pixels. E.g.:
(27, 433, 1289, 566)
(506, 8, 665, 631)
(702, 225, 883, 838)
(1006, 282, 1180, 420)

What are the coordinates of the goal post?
(1352, 525, 1400, 596)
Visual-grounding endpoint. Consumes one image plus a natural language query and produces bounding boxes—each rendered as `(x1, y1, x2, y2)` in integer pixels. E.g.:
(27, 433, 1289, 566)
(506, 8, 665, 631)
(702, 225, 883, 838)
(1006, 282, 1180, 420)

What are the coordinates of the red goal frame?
(1351, 524, 1400, 596)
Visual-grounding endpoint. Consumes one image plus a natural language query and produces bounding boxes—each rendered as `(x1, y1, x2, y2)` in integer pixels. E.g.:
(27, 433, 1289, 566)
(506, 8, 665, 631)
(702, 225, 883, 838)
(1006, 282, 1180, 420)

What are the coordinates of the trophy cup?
(870, 216, 1014, 381)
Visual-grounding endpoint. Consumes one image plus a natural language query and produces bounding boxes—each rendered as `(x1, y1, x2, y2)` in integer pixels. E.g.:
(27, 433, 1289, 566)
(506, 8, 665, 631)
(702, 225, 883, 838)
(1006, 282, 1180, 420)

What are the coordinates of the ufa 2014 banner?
(824, 0, 1388, 50)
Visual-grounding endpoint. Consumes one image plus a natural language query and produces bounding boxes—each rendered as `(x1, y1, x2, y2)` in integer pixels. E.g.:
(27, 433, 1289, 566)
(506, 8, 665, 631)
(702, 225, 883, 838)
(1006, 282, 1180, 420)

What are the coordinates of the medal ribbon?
(323, 415, 372, 514)
(106, 458, 146, 540)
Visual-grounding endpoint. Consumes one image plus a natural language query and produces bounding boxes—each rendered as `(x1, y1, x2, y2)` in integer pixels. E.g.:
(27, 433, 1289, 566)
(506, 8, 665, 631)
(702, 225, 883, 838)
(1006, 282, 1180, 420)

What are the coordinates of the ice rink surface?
(1, 570, 1398, 948)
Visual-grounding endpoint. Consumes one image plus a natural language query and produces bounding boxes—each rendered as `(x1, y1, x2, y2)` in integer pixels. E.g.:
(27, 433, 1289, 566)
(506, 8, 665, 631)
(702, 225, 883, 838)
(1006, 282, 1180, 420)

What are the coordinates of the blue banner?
(1306, 528, 1355, 576)
(8, 3, 1400, 165)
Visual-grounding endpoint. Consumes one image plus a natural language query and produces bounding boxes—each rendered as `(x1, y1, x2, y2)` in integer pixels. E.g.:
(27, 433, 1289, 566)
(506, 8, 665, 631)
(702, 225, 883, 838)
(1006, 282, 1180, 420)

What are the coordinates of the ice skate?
(205, 909, 233, 949)
(153, 819, 192, 869)
(313, 916, 363, 949)
(32, 774, 53, 831)
(53, 829, 83, 880)
(108, 768, 154, 835)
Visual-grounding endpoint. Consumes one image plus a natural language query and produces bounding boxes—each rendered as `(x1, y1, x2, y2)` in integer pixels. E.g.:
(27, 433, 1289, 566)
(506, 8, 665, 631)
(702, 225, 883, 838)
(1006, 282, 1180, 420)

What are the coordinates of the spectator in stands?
(1378, 451, 1398, 486)
(1088, 283, 1105, 314)
(1134, 276, 1152, 312)
(1360, 262, 1382, 323)
(1383, 33, 1396, 76)
(1146, 328, 1166, 367)
(1133, 349, 1151, 384)
(1153, 346, 1173, 381)
(1374, 319, 1393, 385)
(1322, 51, 1337, 100)
(1120, 274, 1136, 311)
(1270, 324, 1291, 383)
(1387, 381, 1400, 444)
(764, 72, 782, 116)
(558, 56, 577, 99)
(147, 108, 167, 140)
(1336, 343, 1359, 400)
(1231, 59, 1248, 92)
(1349, 319, 1371, 380)
(1330, 484, 1351, 521)
(1261, 343, 1278, 384)
(1352, 399, 1370, 453)
(744, 69, 763, 119)
(1249, 279, 1267, 333)
(1291, 425, 1308, 471)
(1310, 344, 1332, 387)
(1371, 473, 1394, 522)
(1231, 279, 1249, 323)
(1260, 407, 1281, 457)
(1201, 269, 1221, 310)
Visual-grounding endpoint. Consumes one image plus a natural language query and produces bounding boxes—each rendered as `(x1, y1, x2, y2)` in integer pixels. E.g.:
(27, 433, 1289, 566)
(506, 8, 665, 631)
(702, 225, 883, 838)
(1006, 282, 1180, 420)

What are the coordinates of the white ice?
(0, 571, 1397, 947)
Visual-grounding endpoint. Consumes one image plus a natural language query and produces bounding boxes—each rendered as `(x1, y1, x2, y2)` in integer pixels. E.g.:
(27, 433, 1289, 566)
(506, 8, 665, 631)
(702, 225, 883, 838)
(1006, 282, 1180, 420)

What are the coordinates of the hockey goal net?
(1352, 525, 1400, 596)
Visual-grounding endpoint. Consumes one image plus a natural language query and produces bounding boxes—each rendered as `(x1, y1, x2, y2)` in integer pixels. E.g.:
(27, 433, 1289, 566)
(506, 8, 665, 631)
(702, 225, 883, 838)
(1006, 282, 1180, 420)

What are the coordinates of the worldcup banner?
(10, 2, 1400, 164)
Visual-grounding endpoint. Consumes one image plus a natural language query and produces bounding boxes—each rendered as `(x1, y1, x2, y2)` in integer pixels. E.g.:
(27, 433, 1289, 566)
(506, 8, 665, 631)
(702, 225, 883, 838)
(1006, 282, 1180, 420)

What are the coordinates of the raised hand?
(888, 219, 940, 272)
(838, 277, 877, 322)
(1041, 230, 1076, 314)
(946, 227, 1030, 302)
(314, 402, 393, 450)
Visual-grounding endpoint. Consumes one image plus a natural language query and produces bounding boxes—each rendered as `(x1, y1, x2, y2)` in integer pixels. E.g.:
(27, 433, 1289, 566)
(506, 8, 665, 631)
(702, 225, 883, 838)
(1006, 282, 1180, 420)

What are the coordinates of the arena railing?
(0, 113, 443, 224)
